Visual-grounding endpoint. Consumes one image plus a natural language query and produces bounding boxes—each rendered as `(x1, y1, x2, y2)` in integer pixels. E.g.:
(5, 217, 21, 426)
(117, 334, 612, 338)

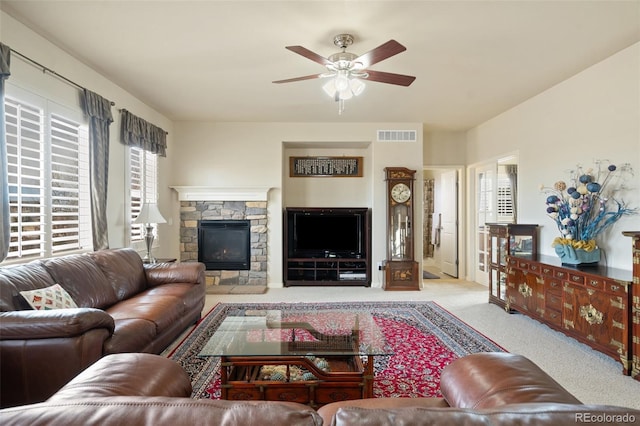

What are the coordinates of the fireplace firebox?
(198, 220, 251, 270)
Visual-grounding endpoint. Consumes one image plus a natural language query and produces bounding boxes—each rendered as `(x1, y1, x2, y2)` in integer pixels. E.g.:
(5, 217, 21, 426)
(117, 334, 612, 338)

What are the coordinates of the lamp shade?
(133, 202, 167, 225)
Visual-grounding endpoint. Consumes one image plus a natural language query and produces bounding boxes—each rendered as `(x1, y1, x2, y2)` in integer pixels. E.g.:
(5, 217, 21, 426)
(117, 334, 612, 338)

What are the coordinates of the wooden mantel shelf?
(170, 186, 272, 202)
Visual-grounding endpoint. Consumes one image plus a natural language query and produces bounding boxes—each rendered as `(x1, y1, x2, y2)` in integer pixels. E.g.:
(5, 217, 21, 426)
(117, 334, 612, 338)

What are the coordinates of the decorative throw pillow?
(20, 284, 78, 310)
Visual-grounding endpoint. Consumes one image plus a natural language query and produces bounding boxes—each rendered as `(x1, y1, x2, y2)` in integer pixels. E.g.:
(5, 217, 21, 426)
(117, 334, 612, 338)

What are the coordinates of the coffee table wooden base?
(220, 355, 374, 408)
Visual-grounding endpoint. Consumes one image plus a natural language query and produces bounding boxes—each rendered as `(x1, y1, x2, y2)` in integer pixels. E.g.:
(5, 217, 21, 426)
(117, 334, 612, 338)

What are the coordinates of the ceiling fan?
(273, 34, 416, 114)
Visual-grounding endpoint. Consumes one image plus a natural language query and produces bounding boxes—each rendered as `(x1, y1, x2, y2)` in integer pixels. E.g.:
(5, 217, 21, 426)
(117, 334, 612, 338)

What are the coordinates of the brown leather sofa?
(0, 248, 206, 408)
(1, 351, 637, 425)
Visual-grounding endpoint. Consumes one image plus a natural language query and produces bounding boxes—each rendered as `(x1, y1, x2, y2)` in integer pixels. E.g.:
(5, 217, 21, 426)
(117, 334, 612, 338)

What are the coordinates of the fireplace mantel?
(170, 186, 271, 201)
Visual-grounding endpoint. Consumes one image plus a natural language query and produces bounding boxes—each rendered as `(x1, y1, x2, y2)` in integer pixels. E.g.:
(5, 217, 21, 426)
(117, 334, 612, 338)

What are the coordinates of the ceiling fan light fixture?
(275, 34, 414, 115)
(339, 88, 354, 100)
(349, 77, 365, 96)
(323, 74, 366, 101)
(322, 79, 337, 97)
(334, 71, 350, 91)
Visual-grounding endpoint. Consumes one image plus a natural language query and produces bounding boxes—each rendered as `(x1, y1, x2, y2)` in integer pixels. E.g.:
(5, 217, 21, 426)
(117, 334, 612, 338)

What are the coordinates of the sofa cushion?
(102, 318, 157, 354)
(143, 283, 204, 313)
(19, 284, 78, 310)
(41, 254, 117, 309)
(106, 292, 185, 332)
(317, 397, 450, 426)
(88, 248, 147, 301)
(0, 261, 57, 311)
(440, 352, 581, 409)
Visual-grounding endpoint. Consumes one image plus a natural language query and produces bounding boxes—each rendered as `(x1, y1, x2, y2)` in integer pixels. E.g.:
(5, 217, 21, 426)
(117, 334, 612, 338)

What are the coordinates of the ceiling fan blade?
(272, 73, 325, 84)
(285, 46, 332, 66)
(356, 40, 407, 68)
(363, 70, 416, 87)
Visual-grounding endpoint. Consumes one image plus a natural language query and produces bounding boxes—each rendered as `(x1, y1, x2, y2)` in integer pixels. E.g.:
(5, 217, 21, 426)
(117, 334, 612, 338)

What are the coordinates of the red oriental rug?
(167, 301, 505, 399)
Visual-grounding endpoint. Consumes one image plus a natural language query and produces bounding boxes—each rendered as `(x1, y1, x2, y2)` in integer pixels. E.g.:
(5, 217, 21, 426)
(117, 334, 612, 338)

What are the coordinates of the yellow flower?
(552, 237, 598, 252)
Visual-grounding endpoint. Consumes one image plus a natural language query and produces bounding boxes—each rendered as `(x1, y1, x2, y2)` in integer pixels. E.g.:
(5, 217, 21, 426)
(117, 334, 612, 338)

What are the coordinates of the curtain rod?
(10, 47, 116, 106)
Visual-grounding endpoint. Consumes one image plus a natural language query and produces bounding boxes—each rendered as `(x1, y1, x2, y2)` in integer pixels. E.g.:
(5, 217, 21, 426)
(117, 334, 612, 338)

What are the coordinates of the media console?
(284, 207, 371, 287)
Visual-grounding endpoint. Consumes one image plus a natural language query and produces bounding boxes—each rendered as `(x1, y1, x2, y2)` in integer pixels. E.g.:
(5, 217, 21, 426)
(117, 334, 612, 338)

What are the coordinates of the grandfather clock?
(383, 167, 420, 290)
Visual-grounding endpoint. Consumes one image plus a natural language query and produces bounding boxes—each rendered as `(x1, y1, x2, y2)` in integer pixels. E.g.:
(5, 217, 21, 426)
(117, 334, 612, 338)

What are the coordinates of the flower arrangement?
(541, 160, 636, 253)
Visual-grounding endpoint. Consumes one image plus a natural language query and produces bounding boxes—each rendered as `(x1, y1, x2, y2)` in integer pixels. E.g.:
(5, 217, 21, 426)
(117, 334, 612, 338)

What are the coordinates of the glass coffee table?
(199, 309, 391, 407)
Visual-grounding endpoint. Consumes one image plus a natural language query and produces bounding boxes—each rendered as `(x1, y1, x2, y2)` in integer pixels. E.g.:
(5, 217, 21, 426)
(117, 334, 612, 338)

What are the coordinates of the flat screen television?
(286, 208, 369, 258)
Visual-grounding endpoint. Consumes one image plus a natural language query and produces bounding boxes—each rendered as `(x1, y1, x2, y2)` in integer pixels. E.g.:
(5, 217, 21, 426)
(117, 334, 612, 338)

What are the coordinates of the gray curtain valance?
(120, 109, 167, 157)
(1, 43, 12, 262)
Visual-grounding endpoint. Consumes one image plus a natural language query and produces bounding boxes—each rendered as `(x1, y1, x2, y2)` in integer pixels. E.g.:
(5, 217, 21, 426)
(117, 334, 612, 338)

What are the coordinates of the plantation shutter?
(5, 98, 45, 258)
(50, 114, 91, 253)
(130, 147, 158, 242)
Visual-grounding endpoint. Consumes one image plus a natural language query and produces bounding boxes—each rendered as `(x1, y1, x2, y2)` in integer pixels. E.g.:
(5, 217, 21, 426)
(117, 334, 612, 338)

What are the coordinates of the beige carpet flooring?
(171, 277, 640, 410)
(206, 285, 267, 294)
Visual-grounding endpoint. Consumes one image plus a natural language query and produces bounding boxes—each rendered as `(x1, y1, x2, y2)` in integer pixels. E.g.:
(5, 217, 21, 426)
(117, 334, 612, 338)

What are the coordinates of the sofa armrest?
(440, 352, 581, 410)
(144, 262, 205, 288)
(49, 353, 192, 401)
(0, 308, 115, 339)
(0, 309, 115, 408)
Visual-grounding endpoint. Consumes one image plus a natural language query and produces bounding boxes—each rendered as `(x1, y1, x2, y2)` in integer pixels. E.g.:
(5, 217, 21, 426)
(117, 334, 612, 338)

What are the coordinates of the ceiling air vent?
(377, 130, 417, 142)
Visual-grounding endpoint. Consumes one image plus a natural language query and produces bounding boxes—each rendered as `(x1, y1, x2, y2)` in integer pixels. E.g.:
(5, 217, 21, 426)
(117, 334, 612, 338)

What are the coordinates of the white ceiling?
(2, 1, 639, 130)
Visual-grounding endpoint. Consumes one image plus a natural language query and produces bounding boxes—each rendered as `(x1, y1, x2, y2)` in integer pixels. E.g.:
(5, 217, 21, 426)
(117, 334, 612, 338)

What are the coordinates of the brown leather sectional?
(0, 248, 206, 408)
(1, 352, 637, 425)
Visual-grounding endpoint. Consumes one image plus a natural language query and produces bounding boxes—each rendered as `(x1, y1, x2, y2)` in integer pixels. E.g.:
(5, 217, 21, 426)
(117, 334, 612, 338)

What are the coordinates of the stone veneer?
(179, 200, 267, 286)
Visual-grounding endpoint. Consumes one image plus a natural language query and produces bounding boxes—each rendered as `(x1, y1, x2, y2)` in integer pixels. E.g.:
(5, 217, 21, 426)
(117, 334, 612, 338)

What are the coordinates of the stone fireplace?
(172, 187, 270, 286)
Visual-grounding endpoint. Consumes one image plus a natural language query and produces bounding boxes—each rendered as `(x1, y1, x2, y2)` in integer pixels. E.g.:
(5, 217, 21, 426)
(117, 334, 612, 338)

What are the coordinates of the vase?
(554, 244, 600, 266)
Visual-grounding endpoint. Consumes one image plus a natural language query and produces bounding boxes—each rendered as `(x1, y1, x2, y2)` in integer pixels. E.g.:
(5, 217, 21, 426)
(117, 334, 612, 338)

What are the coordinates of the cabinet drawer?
(546, 278, 562, 294)
(568, 273, 586, 286)
(554, 270, 568, 280)
(582, 276, 604, 290)
(546, 292, 563, 312)
(315, 386, 364, 404)
(544, 308, 562, 327)
(264, 385, 310, 404)
(516, 260, 530, 270)
(540, 265, 555, 277)
(605, 280, 627, 296)
(226, 386, 263, 401)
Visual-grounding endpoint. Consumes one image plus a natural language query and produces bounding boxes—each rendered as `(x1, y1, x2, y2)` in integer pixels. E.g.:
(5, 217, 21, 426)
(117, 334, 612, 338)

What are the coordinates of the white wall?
(1, 11, 176, 258)
(423, 130, 467, 166)
(466, 42, 640, 270)
(170, 122, 423, 287)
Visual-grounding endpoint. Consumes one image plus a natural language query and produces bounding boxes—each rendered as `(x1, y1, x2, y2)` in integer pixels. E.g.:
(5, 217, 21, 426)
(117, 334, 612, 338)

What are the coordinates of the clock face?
(391, 183, 411, 203)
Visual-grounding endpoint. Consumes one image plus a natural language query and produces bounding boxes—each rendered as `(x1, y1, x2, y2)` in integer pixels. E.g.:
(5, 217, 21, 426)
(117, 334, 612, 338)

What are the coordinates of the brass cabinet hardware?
(580, 304, 604, 325)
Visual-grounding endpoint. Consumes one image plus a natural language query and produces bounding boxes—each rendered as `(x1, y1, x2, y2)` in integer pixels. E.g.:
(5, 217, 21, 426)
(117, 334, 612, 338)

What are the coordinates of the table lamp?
(133, 202, 167, 263)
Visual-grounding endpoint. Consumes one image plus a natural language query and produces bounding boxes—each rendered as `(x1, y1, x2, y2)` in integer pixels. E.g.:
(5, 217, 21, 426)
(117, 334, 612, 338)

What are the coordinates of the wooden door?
(440, 170, 458, 277)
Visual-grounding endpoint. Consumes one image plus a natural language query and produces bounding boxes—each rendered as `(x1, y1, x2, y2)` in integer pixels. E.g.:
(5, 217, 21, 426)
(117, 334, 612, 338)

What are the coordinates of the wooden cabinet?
(622, 231, 640, 381)
(506, 254, 635, 377)
(487, 223, 538, 309)
(285, 258, 369, 286)
(383, 260, 420, 291)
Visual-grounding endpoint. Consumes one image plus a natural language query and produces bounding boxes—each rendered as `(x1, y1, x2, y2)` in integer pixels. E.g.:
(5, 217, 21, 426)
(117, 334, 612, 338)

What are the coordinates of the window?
(128, 146, 158, 243)
(497, 177, 514, 221)
(4, 92, 91, 262)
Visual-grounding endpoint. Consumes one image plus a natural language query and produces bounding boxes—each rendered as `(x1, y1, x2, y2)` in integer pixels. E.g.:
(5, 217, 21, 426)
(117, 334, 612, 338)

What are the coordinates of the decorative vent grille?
(377, 130, 417, 142)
